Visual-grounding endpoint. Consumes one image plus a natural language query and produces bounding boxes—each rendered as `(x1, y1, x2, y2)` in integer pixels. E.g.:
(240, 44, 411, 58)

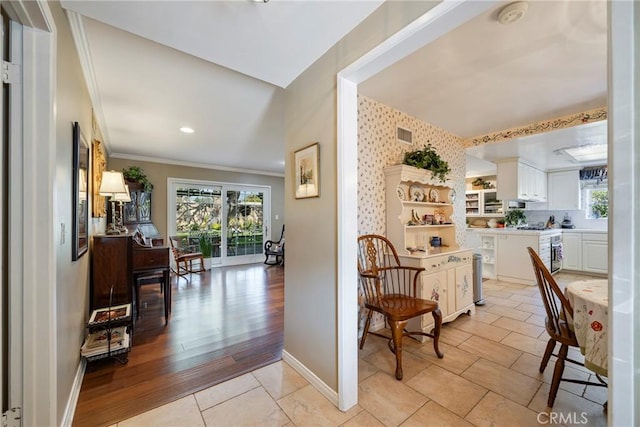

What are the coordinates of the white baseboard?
(282, 350, 338, 407)
(61, 358, 86, 427)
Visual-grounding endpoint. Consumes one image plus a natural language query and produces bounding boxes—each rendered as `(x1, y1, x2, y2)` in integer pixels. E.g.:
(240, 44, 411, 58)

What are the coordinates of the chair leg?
(548, 343, 568, 407)
(359, 310, 373, 349)
(389, 319, 408, 380)
(431, 308, 444, 359)
(540, 338, 556, 373)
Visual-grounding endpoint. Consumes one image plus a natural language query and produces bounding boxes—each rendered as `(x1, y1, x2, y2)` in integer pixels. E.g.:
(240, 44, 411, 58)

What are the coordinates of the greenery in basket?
(122, 166, 154, 192)
(402, 144, 451, 183)
(504, 209, 526, 227)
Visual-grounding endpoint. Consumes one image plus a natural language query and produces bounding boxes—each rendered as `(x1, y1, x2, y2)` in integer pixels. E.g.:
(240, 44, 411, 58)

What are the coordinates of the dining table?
(564, 279, 608, 377)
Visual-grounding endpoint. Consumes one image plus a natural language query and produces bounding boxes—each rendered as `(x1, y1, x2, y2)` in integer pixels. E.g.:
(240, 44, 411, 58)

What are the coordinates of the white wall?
(51, 2, 95, 423)
(283, 0, 437, 394)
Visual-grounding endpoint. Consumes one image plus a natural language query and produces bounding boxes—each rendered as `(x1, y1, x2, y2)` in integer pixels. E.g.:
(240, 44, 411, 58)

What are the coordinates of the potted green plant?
(198, 235, 213, 258)
(402, 144, 451, 183)
(496, 218, 506, 228)
(504, 209, 526, 228)
(122, 166, 154, 192)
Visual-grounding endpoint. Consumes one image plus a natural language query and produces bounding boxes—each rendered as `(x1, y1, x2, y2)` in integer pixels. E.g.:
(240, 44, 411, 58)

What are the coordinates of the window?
(583, 181, 608, 219)
(580, 166, 608, 219)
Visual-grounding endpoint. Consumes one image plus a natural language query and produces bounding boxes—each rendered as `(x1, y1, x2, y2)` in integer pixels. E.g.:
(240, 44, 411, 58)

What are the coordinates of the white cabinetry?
(582, 233, 608, 274)
(384, 165, 457, 254)
(466, 190, 505, 217)
(497, 160, 547, 202)
(548, 170, 581, 210)
(494, 231, 558, 285)
(402, 251, 475, 337)
(562, 233, 582, 270)
(480, 235, 497, 279)
(560, 231, 607, 275)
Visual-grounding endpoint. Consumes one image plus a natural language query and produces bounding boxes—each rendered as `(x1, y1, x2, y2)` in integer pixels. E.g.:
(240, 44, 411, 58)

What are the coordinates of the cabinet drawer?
(133, 247, 169, 270)
(582, 233, 607, 242)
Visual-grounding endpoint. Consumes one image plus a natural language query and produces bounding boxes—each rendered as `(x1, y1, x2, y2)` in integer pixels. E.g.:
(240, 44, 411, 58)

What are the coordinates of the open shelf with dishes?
(465, 189, 505, 218)
(384, 165, 458, 255)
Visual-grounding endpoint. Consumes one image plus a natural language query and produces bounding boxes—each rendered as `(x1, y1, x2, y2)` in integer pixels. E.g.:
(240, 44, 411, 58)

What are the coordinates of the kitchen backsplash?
(523, 209, 608, 231)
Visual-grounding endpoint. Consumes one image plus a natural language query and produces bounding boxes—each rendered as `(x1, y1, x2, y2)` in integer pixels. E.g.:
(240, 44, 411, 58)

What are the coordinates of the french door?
(168, 179, 270, 267)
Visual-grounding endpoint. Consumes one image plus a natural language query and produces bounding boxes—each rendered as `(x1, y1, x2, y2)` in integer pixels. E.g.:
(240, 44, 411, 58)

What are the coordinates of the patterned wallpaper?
(357, 95, 467, 246)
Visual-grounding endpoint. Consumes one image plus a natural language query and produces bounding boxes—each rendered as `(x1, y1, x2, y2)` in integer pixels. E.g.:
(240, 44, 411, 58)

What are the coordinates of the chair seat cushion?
(367, 294, 438, 321)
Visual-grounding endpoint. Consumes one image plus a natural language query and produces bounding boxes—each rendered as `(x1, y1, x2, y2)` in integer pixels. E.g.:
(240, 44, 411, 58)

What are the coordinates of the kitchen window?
(580, 166, 608, 219)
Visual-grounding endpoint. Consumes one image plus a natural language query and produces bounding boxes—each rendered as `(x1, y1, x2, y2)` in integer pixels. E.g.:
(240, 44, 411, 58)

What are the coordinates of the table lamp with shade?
(99, 170, 127, 235)
(112, 184, 131, 233)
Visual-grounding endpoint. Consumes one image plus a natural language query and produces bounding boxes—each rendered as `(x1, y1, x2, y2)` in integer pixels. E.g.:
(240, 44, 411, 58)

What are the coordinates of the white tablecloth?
(565, 279, 608, 376)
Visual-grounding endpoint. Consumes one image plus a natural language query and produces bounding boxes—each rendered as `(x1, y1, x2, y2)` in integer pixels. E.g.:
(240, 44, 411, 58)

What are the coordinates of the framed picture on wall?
(294, 142, 320, 199)
(72, 121, 89, 260)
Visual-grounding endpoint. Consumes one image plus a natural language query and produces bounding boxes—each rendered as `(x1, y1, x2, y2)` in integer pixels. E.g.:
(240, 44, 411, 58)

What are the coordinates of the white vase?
(487, 218, 497, 228)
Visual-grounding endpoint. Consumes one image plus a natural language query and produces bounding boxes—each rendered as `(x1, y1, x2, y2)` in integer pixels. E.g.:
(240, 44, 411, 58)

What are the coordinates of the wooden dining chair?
(357, 234, 443, 380)
(527, 247, 607, 407)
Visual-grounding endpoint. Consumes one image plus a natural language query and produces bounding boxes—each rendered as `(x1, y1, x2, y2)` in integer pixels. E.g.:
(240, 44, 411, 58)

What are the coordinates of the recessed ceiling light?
(180, 127, 194, 134)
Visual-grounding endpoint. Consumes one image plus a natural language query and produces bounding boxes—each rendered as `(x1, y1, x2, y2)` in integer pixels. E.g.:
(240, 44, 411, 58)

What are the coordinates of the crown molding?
(66, 10, 112, 152)
(109, 152, 285, 178)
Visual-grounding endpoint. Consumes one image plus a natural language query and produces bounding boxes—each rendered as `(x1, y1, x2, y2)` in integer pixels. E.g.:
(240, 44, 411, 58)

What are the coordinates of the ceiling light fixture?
(497, 1, 528, 25)
(554, 144, 607, 163)
(180, 127, 194, 134)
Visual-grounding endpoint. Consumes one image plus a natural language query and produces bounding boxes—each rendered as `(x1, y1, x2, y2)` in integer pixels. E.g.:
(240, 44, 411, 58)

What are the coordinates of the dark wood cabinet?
(91, 235, 133, 311)
(123, 181, 152, 224)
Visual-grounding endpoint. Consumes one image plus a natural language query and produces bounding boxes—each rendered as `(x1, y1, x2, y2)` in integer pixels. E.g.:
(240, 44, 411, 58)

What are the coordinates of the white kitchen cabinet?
(548, 170, 581, 210)
(465, 190, 505, 217)
(402, 250, 475, 339)
(562, 233, 582, 270)
(480, 235, 497, 279)
(497, 160, 547, 202)
(494, 231, 558, 285)
(582, 233, 608, 274)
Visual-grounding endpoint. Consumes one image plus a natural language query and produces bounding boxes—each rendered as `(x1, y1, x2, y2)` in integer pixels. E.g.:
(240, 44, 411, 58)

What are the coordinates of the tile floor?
(111, 273, 608, 427)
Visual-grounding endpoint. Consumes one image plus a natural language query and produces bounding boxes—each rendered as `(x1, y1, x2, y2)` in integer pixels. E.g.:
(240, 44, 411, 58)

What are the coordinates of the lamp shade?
(112, 184, 131, 202)
(99, 170, 127, 196)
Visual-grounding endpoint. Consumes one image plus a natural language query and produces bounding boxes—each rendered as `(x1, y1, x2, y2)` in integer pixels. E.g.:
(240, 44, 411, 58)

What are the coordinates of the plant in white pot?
(505, 209, 526, 228)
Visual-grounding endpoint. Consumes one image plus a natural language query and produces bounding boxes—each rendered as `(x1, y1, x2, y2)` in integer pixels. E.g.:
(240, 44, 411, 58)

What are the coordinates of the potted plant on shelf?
(504, 209, 526, 228)
(122, 166, 154, 192)
(402, 144, 451, 183)
(496, 218, 506, 228)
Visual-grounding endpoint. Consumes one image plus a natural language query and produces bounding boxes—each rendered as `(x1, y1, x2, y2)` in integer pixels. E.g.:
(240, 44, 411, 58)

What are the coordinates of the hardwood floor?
(73, 263, 284, 427)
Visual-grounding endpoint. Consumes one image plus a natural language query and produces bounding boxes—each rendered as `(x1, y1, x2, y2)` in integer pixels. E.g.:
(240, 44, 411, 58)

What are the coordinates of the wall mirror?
(72, 121, 89, 260)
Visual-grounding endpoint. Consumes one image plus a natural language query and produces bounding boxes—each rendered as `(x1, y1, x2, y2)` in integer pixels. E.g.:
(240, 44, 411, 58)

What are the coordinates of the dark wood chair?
(264, 225, 285, 265)
(527, 247, 607, 407)
(357, 234, 443, 380)
(169, 236, 205, 281)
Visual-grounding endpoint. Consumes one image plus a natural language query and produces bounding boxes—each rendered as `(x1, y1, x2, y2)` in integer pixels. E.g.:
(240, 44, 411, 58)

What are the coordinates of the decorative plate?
(409, 184, 425, 202)
(429, 188, 439, 203)
(448, 189, 457, 204)
(396, 186, 406, 201)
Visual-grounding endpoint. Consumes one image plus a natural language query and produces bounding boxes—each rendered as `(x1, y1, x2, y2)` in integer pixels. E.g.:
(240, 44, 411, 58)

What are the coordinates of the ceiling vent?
(397, 126, 413, 145)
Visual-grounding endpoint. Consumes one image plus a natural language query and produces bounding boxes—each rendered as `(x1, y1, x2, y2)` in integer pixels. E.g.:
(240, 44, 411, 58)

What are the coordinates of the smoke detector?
(497, 1, 528, 25)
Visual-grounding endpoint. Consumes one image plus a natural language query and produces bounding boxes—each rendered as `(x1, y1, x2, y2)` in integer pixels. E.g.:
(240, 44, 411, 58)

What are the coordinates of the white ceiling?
(62, 0, 607, 177)
(359, 0, 607, 172)
(61, 0, 384, 175)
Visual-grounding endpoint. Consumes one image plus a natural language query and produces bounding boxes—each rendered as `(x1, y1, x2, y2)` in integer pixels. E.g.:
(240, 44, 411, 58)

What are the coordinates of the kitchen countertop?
(468, 227, 607, 235)
(471, 228, 561, 236)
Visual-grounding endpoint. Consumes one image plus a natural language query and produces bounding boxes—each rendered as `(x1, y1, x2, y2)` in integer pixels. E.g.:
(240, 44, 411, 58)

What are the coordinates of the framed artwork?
(92, 139, 106, 217)
(294, 142, 320, 199)
(72, 122, 90, 260)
